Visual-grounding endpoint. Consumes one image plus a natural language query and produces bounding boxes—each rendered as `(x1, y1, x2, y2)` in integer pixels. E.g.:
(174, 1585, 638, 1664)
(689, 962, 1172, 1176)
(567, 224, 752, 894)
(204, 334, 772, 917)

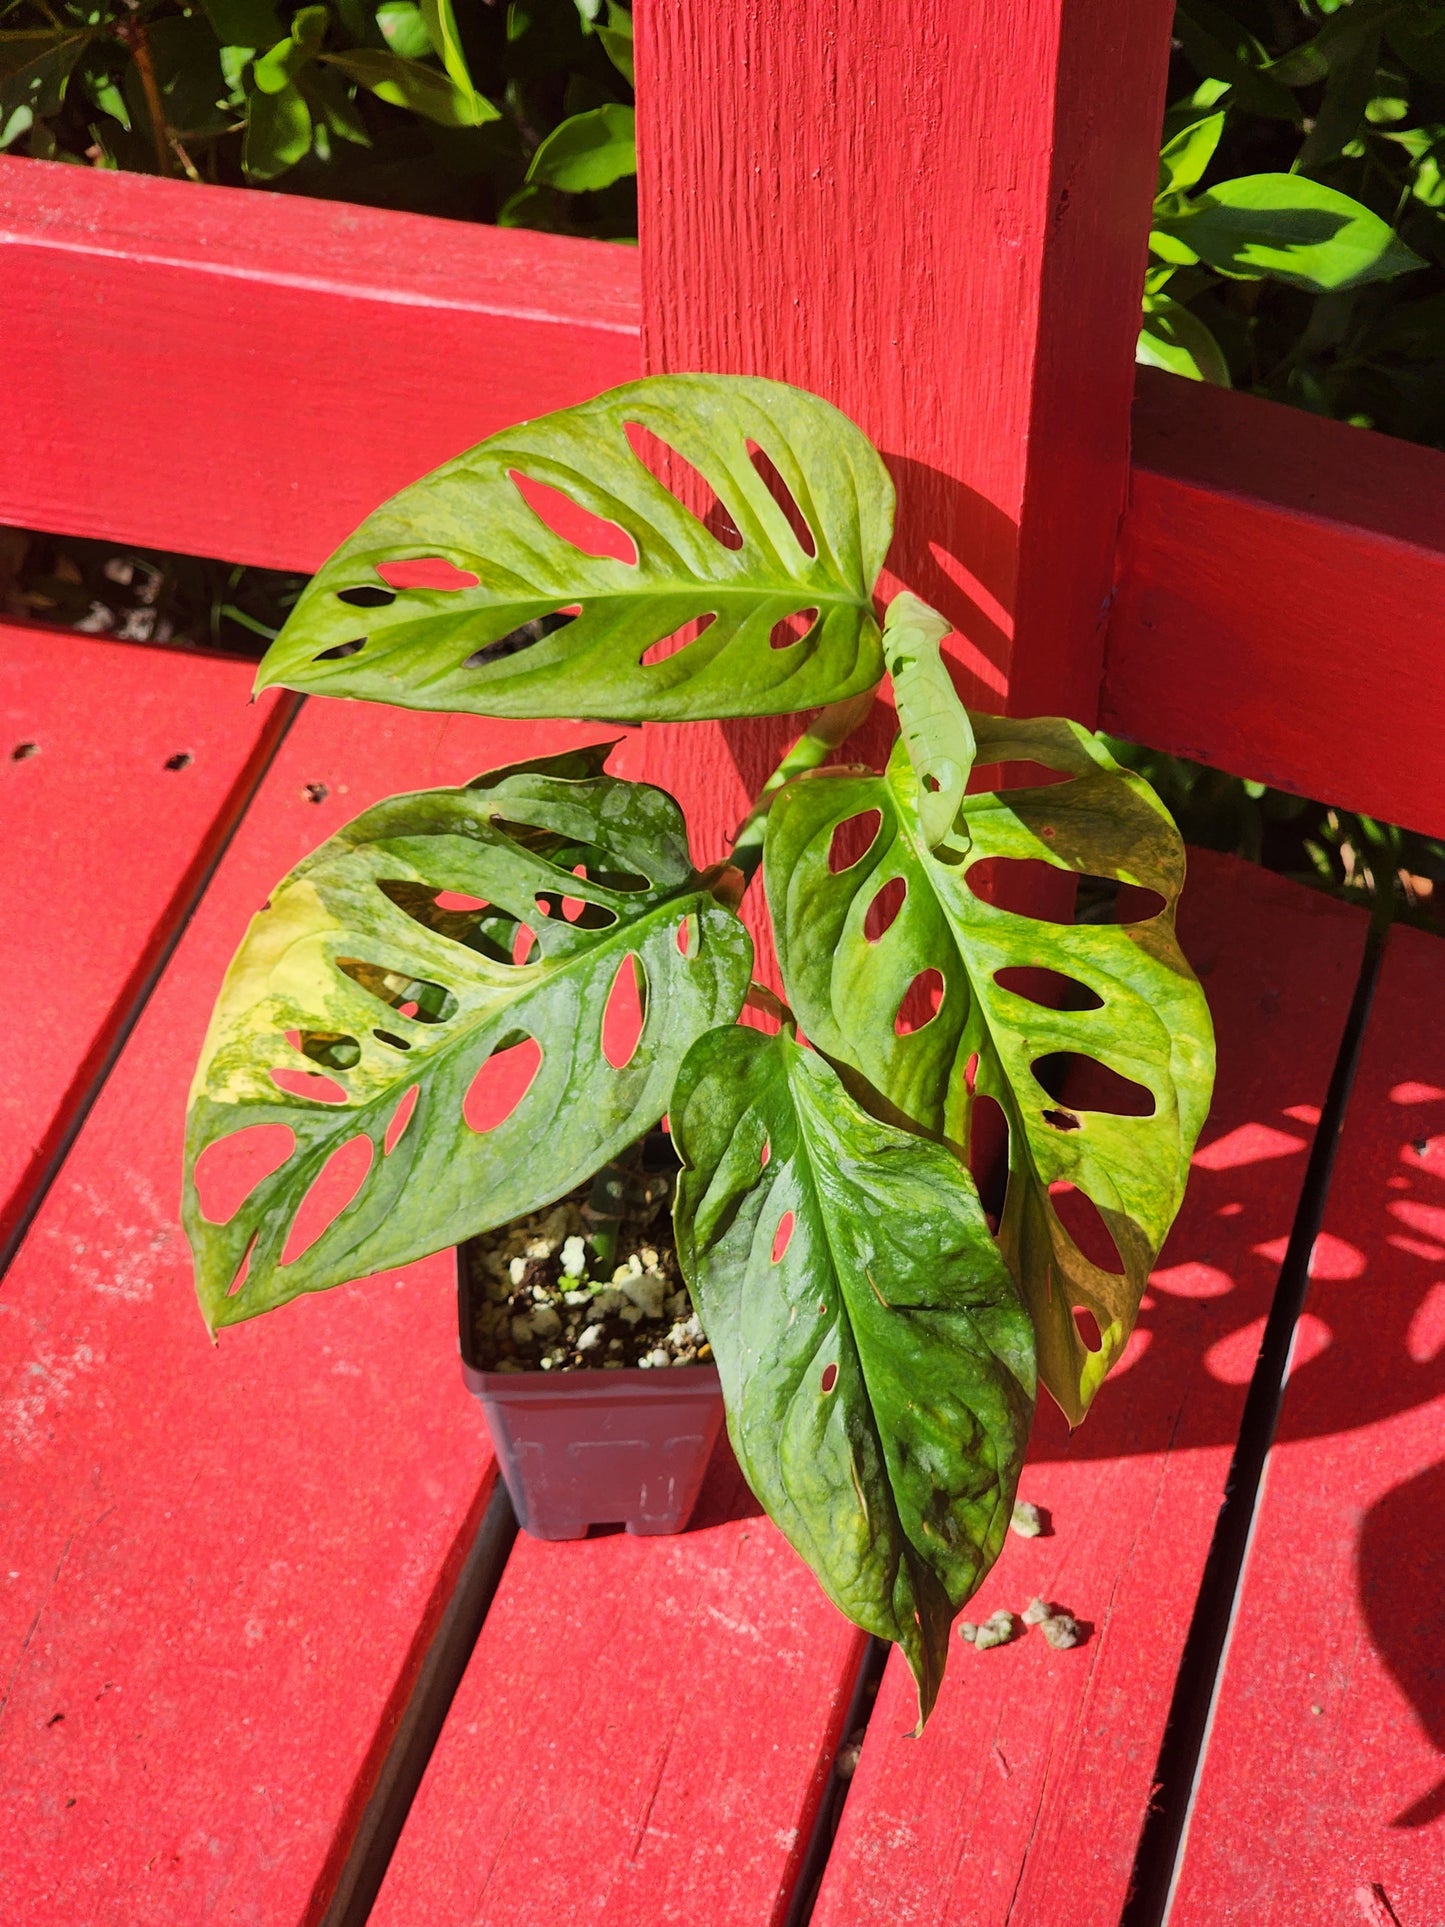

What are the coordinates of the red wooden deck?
(3, 0, 1443, 1916)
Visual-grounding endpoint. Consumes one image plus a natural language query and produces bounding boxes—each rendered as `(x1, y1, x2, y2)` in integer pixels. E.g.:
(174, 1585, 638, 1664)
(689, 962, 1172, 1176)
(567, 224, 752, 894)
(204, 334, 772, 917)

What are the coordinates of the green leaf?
(252, 13, 324, 95)
(672, 1025, 1034, 1729)
(256, 374, 893, 724)
(419, 0, 484, 116)
(1296, 26, 1383, 170)
(882, 592, 972, 855)
(198, 0, 284, 47)
(0, 30, 91, 149)
(184, 746, 752, 1330)
(765, 714, 1214, 1425)
(1174, 0, 1303, 120)
(1387, 10, 1445, 85)
(1158, 173, 1427, 291)
(319, 46, 496, 124)
(1138, 294, 1232, 385)
(1157, 110, 1225, 194)
(376, 0, 432, 60)
(526, 101, 634, 191)
(243, 78, 311, 176)
(595, 0, 633, 86)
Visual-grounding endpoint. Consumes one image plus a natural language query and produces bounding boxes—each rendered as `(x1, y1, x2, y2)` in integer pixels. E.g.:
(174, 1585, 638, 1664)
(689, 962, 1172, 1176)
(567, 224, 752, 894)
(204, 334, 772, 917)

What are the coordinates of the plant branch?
(729, 688, 876, 882)
(121, 6, 172, 178)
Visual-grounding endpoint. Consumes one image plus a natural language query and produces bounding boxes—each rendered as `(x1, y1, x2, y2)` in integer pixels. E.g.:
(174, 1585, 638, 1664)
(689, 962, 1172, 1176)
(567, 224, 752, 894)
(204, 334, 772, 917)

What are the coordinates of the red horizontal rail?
(1108, 369, 1445, 840)
(5, 160, 1442, 836)
(0, 157, 641, 574)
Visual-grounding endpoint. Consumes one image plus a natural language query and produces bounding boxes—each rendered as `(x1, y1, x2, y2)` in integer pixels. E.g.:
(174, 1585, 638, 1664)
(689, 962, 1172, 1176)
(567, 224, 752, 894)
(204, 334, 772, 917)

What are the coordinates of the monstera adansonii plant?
(183, 374, 1214, 1727)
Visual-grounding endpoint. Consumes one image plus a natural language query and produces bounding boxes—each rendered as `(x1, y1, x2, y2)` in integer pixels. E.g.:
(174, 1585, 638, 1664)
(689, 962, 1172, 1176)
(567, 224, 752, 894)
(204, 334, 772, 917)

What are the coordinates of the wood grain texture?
(0, 673, 622, 1926)
(370, 1445, 866, 1927)
(807, 852, 1367, 1927)
(0, 157, 640, 574)
(0, 624, 290, 1256)
(1107, 369, 1445, 838)
(635, 0, 1175, 859)
(1169, 917, 1445, 1927)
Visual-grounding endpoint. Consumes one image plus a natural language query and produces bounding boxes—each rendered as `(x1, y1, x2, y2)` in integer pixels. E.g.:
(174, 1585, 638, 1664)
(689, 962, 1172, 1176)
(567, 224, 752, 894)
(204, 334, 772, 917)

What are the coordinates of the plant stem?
(122, 7, 173, 178)
(729, 688, 876, 882)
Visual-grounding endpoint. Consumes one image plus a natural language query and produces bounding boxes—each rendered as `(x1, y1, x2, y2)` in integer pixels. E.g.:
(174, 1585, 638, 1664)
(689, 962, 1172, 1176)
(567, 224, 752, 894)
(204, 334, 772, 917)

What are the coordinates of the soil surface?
(465, 1164, 711, 1374)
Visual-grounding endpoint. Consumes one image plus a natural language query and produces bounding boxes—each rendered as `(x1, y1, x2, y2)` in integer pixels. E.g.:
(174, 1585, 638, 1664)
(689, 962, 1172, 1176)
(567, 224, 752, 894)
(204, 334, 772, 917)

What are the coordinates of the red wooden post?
(635, 0, 1176, 855)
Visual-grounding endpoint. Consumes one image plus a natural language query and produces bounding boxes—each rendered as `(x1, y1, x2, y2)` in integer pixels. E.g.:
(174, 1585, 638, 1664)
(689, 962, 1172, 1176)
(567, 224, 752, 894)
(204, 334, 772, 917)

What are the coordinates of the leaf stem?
(729, 688, 876, 882)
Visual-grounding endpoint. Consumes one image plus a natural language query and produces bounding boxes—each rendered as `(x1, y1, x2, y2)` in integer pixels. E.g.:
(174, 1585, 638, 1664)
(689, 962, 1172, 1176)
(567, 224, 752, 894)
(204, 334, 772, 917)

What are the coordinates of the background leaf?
(256, 374, 894, 723)
(0, 30, 91, 149)
(672, 1025, 1034, 1729)
(1139, 292, 1233, 382)
(525, 99, 633, 189)
(242, 78, 311, 175)
(184, 747, 752, 1328)
(1158, 172, 1427, 290)
(320, 46, 496, 125)
(766, 717, 1214, 1425)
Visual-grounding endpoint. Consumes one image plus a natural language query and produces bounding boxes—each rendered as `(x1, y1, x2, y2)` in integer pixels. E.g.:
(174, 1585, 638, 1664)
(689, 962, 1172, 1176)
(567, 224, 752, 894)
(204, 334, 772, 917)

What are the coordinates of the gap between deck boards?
(1120, 913, 1387, 1927)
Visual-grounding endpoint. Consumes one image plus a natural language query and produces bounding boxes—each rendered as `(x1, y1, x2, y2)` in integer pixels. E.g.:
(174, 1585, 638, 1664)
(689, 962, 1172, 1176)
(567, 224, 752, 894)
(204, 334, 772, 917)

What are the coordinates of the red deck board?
(0, 670, 618, 1925)
(806, 852, 1367, 1927)
(370, 1446, 865, 1927)
(1169, 919, 1445, 1927)
(0, 624, 289, 1253)
(1, 156, 641, 574)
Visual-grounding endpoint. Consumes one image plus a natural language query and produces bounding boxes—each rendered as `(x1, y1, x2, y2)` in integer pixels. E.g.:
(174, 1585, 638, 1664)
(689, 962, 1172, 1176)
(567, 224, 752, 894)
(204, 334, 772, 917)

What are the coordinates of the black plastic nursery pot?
(456, 1250, 725, 1541)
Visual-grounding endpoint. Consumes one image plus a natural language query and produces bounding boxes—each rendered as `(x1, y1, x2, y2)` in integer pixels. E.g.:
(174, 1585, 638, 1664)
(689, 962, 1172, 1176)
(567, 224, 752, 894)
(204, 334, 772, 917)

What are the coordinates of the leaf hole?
(995, 966, 1103, 1011)
(772, 1210, 795, 1264)
(769, 607, 819, 651)
(676, 913, 698, 958)
(760, 1137, 771, 1168)
(602, 953, 648, 1070)
(1073, 1305, 1103, 1353)
(1035, 1053, 1155, 1117)
(336, 585, 396, 609)
(384, 1084, 420, 1155)
(298, 1030, 360, 1071)
(513, 924, 537, 965)
(193, 1124, 297, 1226)
(227, 1232, 258, 1299)
(376, 556, 480, 591)
(965, 856, 1165, 924)
(1042, 1107, 1081, 1132)
(464, 607, 579, 671)
(964, 1051, 979, 1095)
(270, 1066, 349, 1105)
(374, 1029, 410, 1052)
(624, 420, 744, 549)
(895, 968, 944, 1036)
(1050, 1181, 1127, 1275)
(747, 441, 817, 556)
(463, 1034, 542, 1134)
(434, 891, 488, 912)
(509, 470, 639, 564)
(863, 875, 906, 942)
(280, 1135, 375, 1267)
(828, 809, 882, 874)
(969, 1092, 1009, 1223)
(820, 1361, 839, 1394)
(337, 957, 458, 1023)
(314, 638, 366, 662)
(641, 612, 716, 668)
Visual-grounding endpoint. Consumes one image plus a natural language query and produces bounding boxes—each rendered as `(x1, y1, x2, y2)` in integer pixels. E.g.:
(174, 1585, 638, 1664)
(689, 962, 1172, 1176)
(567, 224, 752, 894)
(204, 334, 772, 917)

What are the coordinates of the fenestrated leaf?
(672, 1025, 1034, 1729)
(254, 374, 893, 723)
(766, 713, 1214, 1426)
(883, 592, 973, 854)
(184, 746, 751, 1330)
